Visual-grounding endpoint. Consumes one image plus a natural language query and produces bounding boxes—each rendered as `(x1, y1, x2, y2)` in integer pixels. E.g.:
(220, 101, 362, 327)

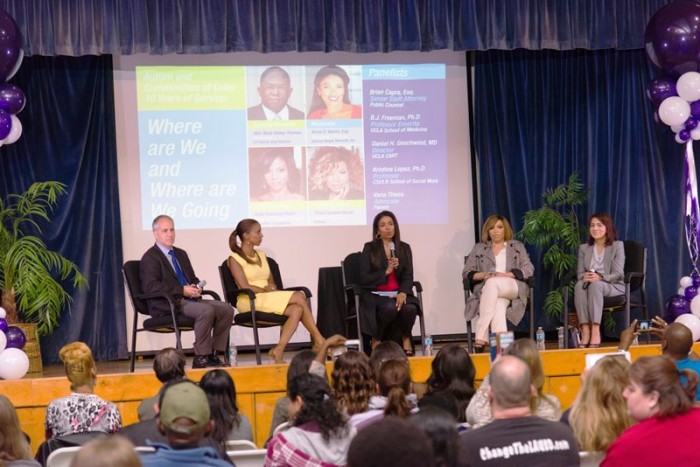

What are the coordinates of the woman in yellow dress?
(228, 218, 325, 363)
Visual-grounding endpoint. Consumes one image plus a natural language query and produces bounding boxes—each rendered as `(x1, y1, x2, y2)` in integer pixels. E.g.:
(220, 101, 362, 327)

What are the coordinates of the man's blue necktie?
(168, 250, 188, 286)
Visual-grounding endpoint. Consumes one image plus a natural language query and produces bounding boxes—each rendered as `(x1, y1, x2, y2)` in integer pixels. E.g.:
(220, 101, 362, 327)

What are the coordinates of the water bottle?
(536, 327, 545, 351)
(424, 334, 433, 356)
(227, 342, 238, 367)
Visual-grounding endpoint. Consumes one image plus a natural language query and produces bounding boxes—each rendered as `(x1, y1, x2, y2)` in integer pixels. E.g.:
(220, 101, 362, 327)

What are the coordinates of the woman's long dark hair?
(229, 218, 260, 264)
(308, 65, 352, 115)
(378, 359, 413, 418)
(587, 212, 617, 246)
(369, 210, 406, 270)
(425, 344, 476, 423)
(199, 370, 242, 446)
(289, 374, 348, 441)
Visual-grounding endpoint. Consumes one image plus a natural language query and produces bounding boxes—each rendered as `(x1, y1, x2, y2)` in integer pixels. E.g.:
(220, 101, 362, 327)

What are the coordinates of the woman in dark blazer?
(574, 212, 625, 348)
(360, 210, 419, 355)
(463, 215, 534, 352)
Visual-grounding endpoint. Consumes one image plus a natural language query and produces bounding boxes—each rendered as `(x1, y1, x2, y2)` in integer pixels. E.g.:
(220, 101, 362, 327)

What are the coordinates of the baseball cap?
(159, 381, 211, 434)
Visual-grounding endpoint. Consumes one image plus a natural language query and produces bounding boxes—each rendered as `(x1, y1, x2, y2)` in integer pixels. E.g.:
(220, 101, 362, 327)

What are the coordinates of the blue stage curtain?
(0, 54, 127, 363)
(0, 0, 674, 56)
(473, 47, 687, 330)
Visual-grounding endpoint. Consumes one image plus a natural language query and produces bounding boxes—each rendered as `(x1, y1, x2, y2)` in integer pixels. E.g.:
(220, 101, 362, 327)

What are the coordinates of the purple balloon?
(679, 129, 691, 141)
(685, 286, 698, 300)
(693, 274, 700, 289)
(686, 117, 699, 131)
(4, 325, 25, 349)
(645, 1, 700, 76)
(647, 77, 678, 106)
(0, 318, 7, 333)
(0, 108, 11, 139)
(0, 83, 24, 114)
(0, 10, 21, 82)
(691, 100, 700, 119)
(666, 294, 691, 321)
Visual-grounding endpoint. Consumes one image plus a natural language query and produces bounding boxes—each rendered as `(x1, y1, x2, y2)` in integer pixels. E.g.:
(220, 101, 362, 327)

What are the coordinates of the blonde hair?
(481, 215, 514, 243)
(69, 435, 141, 467)
(0, 395, 32, 461)
(569, 356, 631, 451)
(59, 342, 97, 391)
(503, 339, 551, 412)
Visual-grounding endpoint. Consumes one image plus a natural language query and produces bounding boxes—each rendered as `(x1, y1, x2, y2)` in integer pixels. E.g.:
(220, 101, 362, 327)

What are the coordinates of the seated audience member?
(137, 348, 186, 421)
(347, 417, 434, 467)
(139, 380, 230, 466)
(331, 350, 376, 419)
(351, 359, 416, 430)
(0, 395, 41, 467)
(418, 344, 476, 423)
(45, 342, 122, 439)
(199, 370, 253, 446)
(602, 356, 700, 466)
(564, 355, 631, 458)
(266, 374, 356, 466)
(466, 338, 560, 428)
(458, 356, 579, 466)
(369, 340, 428, 398)
(265, 336, 345, 445)
(410, 406, 460, 467)
(69, 436, 141, 467)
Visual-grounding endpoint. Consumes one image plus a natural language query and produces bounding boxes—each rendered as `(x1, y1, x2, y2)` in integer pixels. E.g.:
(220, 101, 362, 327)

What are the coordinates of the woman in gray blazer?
(463, 215, 534, 352)
(574, 213, 625, 348)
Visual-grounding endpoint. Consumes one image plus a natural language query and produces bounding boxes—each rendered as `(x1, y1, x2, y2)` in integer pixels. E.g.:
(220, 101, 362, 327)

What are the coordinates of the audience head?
(331, 350, 375, 416)
(369, 340, 407, 375)
(489, 355, 534, 412)
(662, 323, 694, 359)
(570, 355, 631, 452)
(410, 406, 459, 467)
(377, 359, 413, 418)
(257, 66, 293, 113)
(503, 338, 545, 410)
(587, 212, 617, 245)
(424, 344, 475, 422)
(69, 435, 141, 467)
(157, 379, 213, 447)
(199, 369, 241, 446)
(348, 416, 434, 467)
(153, 347, 186, 384)
(288, 349, 320, 384)
(481, 215, 514, 243)
(0, 395, 32, 462)
(625, 355, 697, 421)
(309, 65, 352, 113)
(59, 341, 97, 391)
(288, 374, 347, 441)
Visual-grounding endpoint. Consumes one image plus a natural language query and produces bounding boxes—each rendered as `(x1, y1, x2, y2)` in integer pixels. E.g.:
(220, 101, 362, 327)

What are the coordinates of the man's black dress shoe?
(192, 355, 211, 369)
(208, 354, 226, 367)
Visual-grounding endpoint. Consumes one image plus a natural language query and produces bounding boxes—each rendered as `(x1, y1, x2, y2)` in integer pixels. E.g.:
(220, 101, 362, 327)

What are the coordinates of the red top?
(376, 270, 399, 291)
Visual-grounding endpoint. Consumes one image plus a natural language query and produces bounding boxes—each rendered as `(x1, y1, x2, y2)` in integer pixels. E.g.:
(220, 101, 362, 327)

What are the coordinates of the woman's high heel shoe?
(268, 348, 286, 364)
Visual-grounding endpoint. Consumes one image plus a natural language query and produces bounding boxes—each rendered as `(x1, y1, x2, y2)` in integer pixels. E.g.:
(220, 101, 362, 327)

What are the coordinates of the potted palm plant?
(517, 173, 588, 319)
(0, 181, 87, 340)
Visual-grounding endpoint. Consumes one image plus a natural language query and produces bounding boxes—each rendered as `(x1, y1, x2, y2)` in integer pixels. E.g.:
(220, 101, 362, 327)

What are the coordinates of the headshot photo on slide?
(249, 147, 306, 202)
(307, 65, 363, 120)
(307, 146, 364, 201)
(247, 65, 305, 120)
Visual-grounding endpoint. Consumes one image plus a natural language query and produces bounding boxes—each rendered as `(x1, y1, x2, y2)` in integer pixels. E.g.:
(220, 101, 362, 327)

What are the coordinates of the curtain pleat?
(0, 0, 676, 56)
(473, 48, 687, 332)
(0, 55, 126, 363)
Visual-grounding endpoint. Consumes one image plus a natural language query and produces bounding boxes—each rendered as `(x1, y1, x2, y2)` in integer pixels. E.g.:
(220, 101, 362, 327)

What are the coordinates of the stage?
(0, 343, 668, 454)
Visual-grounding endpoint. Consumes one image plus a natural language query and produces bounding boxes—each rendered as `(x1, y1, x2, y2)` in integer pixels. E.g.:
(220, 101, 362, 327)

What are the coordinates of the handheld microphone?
(582, 269, 594, 290)
(196, 280, 207, 289)
(389, 242, 396, 258)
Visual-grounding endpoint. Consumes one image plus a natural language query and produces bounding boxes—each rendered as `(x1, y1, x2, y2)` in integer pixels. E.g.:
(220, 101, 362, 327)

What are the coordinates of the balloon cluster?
(0, 9, 24, 147)
(0, 307, 30, 379)
(645, 1, 700, 143)
(665, 275, 700, 341)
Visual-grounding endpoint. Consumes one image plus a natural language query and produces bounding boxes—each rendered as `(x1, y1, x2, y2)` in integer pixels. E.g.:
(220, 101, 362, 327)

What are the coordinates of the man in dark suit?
(140, 215, 234, 369)
(247, 66, 305, 120)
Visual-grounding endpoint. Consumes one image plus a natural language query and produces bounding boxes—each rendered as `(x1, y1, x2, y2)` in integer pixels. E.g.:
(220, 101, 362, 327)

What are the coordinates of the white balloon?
(0, 348, 29, 380)
(677, 71, 700, 102)
(0, 307, 5, 318)
(692, 295, 700, 318)
(675, 314, 700, 341)
(681, 276, 694, 288)
(679, 287, 688, 296)
(2, 116, 22, 145)
(675, 133, 687, 144)
(0, 332, 5, 353)
(692, 127, 700, 140)
(659, 96, 691, 127)
(672, 124, 686, 133)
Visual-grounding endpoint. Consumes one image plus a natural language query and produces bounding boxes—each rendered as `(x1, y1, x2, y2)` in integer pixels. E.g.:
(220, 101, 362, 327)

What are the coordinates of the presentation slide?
(135, 63, 447, 229)
(114, 51, 474, 353)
